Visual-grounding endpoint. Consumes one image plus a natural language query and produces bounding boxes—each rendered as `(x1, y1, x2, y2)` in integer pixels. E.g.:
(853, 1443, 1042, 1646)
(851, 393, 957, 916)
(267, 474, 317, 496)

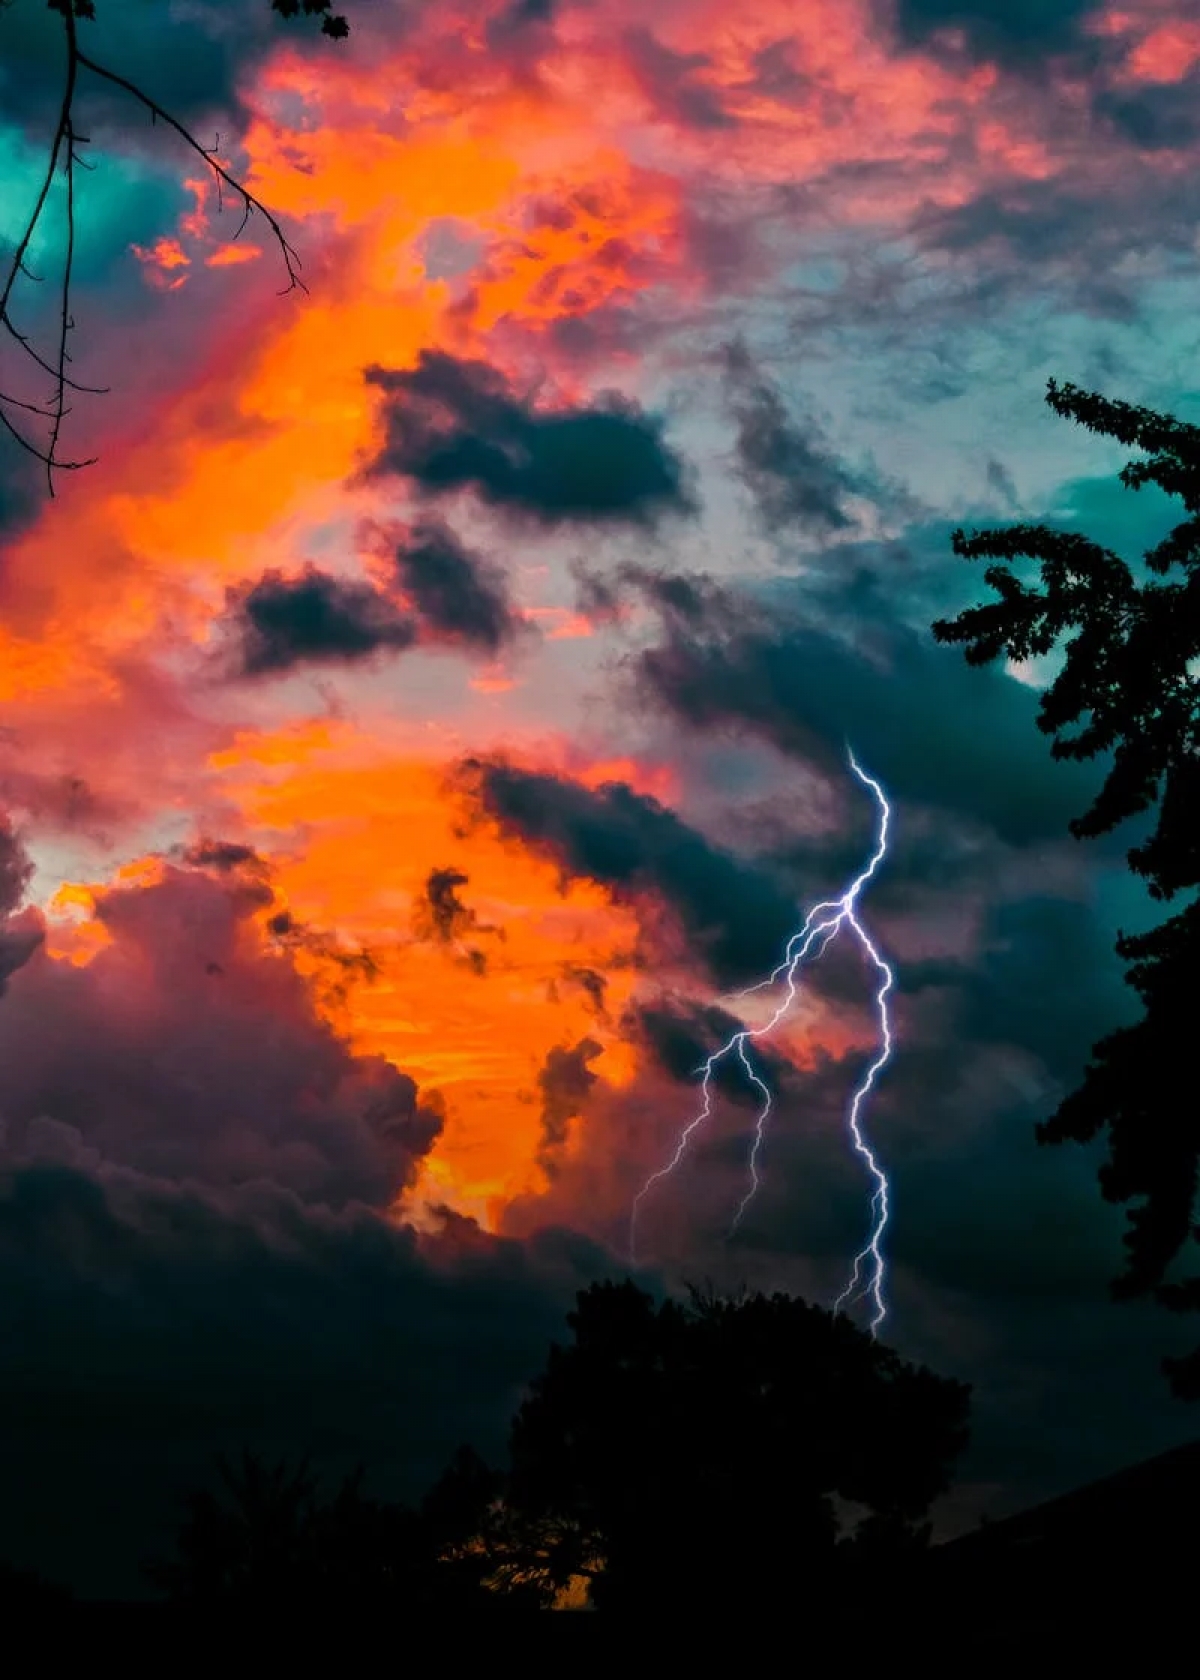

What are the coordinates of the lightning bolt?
(629, 748, 897, 1335)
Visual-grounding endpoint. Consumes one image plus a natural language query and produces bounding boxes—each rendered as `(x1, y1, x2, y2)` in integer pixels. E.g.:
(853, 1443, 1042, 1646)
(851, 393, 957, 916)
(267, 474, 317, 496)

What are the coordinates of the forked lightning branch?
(630, 748, 897, 1336)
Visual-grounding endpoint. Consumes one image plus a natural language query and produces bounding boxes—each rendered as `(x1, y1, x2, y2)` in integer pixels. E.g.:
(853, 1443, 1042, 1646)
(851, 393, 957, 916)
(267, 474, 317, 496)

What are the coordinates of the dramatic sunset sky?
(2, 0, 1199, 1595)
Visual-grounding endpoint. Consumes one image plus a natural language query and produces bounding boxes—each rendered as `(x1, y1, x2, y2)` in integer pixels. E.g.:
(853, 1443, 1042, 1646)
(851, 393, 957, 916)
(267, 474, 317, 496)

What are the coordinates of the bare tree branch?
(0, 0, 339, 496)
(73, 47, 308, 299)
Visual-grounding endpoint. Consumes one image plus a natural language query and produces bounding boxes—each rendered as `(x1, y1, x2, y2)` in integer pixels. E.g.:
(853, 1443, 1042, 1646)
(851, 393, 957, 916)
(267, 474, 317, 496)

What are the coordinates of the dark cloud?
(485, 0, 559, 53)
(953, 893, 1137, 1087)
(891, 0, 1101, 67)
(920, 187, 1106, 267)
(913, 172, 1200, 318)
(574, 560, 729, 631)
(461, 759, 801, 987)
(361, 350, 694, 527)
(410, 866, 496, 974)
(181, 838, 271, 878)
(0, 863, 439, 1209)
(502, 0, 558, 23)
(264, 907, 383, 1008)
(722, 343, 859, 537)
(0, 0, 274, 138)
(622, 28, 733, 130)
(0, 837, 614, 1600)
(1092, 76, 1200, 154)
(0, 816, 43, 998)
(560, 963, 609, 1016)
(0, 909, 42, 1001)
(628, 995, 797, 1108)
(677, 201, 766, 291)
(0, 443, 39, 560)
(0, 815, 33, 919)
(984, 458, 1020, 508)
(226, 565, 418, 677)
(631, 598, 1111, 850)
(390, 521, 517, 655)
(0, 1143, 607, 1598)
(536, 1037, 602, 1175)
(414, 866, 475, 944)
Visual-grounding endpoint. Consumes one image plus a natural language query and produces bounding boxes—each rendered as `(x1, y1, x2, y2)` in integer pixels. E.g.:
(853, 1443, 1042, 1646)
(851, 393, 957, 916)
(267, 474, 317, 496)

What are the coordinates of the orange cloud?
(205, 733, 645, 1224)
(1126, 19, 1200, 82)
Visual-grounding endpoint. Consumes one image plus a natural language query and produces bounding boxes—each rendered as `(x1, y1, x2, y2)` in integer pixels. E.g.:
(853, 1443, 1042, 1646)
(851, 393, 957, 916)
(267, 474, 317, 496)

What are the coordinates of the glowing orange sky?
(8, 0, 1197, 1235)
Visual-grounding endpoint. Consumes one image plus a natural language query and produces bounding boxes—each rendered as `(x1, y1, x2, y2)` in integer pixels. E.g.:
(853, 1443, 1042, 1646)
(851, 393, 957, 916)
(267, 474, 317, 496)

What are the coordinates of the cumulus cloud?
(0, 859, 440, 1208)
(361, 350, 695, 527)
(0, 828, 627, 1598)
(225, 565, 418, 677)
(388, 520, 518, 655)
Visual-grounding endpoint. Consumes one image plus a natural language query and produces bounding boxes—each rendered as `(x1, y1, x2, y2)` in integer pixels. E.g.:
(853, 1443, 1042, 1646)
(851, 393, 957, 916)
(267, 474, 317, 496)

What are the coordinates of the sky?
(2, 0, 1199, 1597)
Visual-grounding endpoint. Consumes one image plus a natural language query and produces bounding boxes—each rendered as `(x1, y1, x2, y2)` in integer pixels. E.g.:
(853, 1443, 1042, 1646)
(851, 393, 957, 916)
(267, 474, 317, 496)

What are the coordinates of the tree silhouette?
(146, 1445, 560, 1614)
(931, 378, 1200, 1397)
(504, 1280, 971, 1615)
(0, 0, 356, 492)
(418, 1443, 588, 1609)
(145, 1450, 437, 1612)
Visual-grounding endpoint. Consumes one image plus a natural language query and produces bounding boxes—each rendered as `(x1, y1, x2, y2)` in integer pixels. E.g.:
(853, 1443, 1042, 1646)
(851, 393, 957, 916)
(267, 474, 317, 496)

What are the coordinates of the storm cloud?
(891, 0, 1102, 67)
(0, 859, 441, 1209)
(628, 994, 798, 1109)
(536, 1036, 603, 1175)
(461, 759, 801, 986)
(410, 865, 496, 973)
(723, 343, 860, 537)
(1092, 75, 1200, 155)
(0, 816, 43, 998)
(0, 1146, 606, 1598)
(390, 520, 517, 654)
(362, 350, 694, 527)
(630, 599, 1112, 850)
(227, 565, 418, 676)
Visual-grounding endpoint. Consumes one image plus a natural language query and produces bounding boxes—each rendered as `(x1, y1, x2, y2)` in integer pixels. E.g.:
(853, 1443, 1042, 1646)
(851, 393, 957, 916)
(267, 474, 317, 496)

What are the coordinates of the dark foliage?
(136, 1281, 969, 1616)
(932, 379, 1200, 1395)
(506, 1280, 971, 1613)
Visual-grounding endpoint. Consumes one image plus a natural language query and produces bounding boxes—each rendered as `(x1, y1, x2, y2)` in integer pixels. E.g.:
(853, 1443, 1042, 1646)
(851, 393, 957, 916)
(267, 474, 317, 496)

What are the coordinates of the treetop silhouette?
(506, 1279, 971, 1613)
(932, 379, 1200, 1396)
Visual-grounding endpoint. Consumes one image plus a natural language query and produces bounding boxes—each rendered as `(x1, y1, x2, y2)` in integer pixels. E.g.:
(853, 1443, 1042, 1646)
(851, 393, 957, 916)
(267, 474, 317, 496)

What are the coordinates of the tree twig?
(0, 0, 313, 495)
(73, 47, 309, 299)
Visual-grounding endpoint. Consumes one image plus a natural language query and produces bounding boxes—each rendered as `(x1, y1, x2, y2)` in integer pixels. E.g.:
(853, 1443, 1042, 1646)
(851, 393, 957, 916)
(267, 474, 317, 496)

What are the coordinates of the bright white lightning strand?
(628, 748, 897, 1336)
